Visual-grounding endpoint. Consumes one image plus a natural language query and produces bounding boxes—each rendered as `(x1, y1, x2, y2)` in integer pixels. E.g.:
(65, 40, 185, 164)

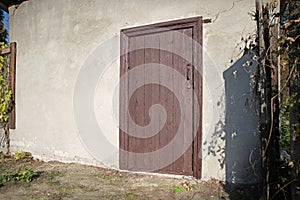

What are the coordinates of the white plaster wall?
(9, 0, 257, 181)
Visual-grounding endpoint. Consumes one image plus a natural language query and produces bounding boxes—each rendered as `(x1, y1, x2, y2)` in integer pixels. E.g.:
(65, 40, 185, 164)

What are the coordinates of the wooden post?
(9, 42, 16, 129)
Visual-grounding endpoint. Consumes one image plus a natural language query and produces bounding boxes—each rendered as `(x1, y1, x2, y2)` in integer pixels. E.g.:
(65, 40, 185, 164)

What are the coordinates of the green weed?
(14, 151, 33, 161)
(0, 167, 37, 183)
(171, 185, 183, 193)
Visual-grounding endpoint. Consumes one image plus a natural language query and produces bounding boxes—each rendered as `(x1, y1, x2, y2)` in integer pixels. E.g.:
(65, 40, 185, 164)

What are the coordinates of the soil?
(0, 155, 258, 200)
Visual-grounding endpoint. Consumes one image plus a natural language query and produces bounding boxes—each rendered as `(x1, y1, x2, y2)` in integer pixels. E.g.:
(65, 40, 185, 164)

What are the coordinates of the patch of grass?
(124, 192, 140, 200)
(108, 196, 119, 200)
(0, 167, 38, 183)
(0, 166, 8, 173)
(48, 192, 71, 200)
(171, 185, 183, 193)
(48, 178, 60, 185)
(106, 175, 122, 184)
(101, 175, 108, 179)
(56, 184, 77, 193)
(46, 171, 61, 185)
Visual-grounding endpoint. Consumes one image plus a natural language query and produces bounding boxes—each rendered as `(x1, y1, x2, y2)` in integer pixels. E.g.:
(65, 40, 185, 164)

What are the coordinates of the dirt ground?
(0, 155, 258, 200)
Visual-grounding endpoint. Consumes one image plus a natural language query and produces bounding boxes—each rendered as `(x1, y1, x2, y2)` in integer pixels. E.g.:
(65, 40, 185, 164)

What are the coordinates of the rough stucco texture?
(9, 0, 259, 183)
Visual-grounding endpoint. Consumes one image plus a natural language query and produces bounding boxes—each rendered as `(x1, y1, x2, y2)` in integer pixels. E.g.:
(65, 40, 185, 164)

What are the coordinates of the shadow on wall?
(204, 50, 261, 185)
(223, 50, 261, 184)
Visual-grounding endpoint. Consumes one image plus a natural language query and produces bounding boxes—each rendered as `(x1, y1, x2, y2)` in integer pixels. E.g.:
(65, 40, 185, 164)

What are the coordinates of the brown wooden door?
(120, 17, 202, 178)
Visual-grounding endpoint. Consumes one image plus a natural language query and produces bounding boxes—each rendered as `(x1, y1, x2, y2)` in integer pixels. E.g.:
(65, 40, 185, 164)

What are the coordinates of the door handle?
(187, 63, 192, 89)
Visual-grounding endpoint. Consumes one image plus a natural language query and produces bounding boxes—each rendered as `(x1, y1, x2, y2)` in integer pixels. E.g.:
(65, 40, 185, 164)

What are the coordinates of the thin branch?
(270, 177, 300, 200)
(283, 17, 300, 29)
(285, 34, 300, 43)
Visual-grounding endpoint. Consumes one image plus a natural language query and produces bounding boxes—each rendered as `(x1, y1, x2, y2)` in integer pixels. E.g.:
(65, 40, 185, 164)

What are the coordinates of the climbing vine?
(279, 1, 300, 199)
(254, 0, 300, 199)
(0, 42, 12, 123)
(258, 0, 300, 199)
(0, 41, 12, 155)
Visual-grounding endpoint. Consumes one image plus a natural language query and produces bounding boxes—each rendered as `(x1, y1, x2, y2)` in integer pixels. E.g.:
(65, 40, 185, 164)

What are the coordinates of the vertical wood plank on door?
(127, 36, 138, 170)
(182, 28, 193, 175)
(128, 36, 145, 170)
(171, 30, 185, 173)
(144, 33, 160, 171)
(192, 18, 203, 178)
(134, 35, 146, 170)
(159, 31, 174, 172)
(120, 32, 129, 170)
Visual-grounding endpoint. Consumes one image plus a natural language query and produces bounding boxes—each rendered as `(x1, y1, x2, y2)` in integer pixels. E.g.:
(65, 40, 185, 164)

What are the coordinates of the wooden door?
(120, 17, 202, 178)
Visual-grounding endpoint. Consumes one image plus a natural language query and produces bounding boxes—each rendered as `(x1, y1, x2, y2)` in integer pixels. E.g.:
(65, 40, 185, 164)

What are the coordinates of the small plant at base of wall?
(0, 167, 38, 184)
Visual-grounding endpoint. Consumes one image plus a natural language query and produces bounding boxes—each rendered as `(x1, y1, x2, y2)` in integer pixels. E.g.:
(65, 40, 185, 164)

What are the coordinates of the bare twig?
(270, 177, 300, 200)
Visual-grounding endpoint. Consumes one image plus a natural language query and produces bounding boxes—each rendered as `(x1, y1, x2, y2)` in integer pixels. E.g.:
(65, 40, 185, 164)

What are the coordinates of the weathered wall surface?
(9, 0, 259, 183)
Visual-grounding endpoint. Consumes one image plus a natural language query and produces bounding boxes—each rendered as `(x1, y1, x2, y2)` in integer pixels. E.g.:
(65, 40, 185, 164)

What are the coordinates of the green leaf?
(171, 186, 183, 193)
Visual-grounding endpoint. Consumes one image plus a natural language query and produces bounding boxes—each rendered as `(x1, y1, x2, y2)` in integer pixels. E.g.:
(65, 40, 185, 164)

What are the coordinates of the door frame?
(120, 16, 203, 178)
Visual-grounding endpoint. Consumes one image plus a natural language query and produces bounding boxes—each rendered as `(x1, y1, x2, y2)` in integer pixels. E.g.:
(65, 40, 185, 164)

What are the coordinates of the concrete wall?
(9, 0, 259, 183)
